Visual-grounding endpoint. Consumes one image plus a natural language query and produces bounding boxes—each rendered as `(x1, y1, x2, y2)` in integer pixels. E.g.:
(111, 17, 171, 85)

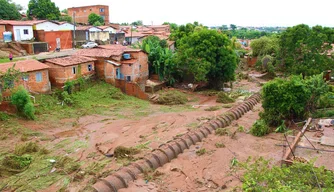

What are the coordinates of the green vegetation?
(14, 142, 39, 155)
(250, 36, 279, 57)
(261, 74, 328, 126)
(196, 148, 206, 156)
(216, 92, 235, 103)
(215, 142, 225, 148)
(250, 119, 270, 137)
(204, 106, 221, 111)
(176, 29, 237, 86)
(215, 128, 230, 136)
(113, 146, 140, 159)
(0, 0, 22, 20)
(134, 36, 177, 85)
(88, 13, 104, 25)
(157, 90, 188, 105)
(27, 0, 61, 20)
(232, 157, 334, 191)
(11, 86, 36, 120)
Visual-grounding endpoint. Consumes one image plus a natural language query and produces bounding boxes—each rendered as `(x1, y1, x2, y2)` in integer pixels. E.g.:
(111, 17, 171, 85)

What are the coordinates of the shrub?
(157, 90, 187, 105)
(250, 119, 270, 137)
(109, 88, 125, 100)
(11, 86, 35, 120)
(216, 92, 235, 103)
(0, 112, 9, 121)
(60, 91, 74, 105)
(0, 154, 32, 174)
(261, 74, 328, 126)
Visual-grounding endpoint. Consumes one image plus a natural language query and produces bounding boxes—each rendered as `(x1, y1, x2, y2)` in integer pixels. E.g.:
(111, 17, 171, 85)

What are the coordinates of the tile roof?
(98, 26, 113, 30)
(0, 20, 54, 26)
(45, 56, 97, 66)
(125, 32, 147, 38)
(0, 59, 49, 73)
(74, 48, 123, 58)
(98, 45, 142, 52)
(76, 26, 101, 30)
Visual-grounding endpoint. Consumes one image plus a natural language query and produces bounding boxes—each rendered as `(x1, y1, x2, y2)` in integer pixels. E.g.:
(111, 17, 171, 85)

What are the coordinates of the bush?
(60, 91, 74, 105)
(109, 88, 125, 100)
(261, 74, 328, 126)
(11, 86, 35, 120)
(157, 90, 187, 105)
(0, 154, 32, 174)
(216, 92, 235, 103)
(0, 112, 9, 121)
(250, 119, 270, 137)
(14, 142, 39, 155)
(318, 92, 334, 109)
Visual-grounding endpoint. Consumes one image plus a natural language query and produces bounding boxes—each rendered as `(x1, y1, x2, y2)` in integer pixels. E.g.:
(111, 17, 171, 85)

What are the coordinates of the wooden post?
(283, 118, 312, 162)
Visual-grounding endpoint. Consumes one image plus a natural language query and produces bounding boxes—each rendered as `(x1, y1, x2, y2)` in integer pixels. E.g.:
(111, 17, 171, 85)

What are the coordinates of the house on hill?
(0, 59, 51, 95)
(0, 20, 34, 41)
(44, 55, 97, 87)
(75, 45, 148, 84)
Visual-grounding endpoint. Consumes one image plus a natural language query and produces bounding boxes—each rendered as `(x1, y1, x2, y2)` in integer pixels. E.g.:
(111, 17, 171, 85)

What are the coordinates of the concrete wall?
(34, 22, 59, 31)
(12, 26, 33, 41)
(44, 61, 95, 86)
(103, 27, 116, 33)
(68, 5, 109, 24)
(89, 27, 102, 32)
(90, 31, 109, 41)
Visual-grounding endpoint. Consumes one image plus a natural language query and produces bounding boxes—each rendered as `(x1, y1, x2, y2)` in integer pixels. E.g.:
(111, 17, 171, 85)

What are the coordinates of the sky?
(14, 0, 334, 27)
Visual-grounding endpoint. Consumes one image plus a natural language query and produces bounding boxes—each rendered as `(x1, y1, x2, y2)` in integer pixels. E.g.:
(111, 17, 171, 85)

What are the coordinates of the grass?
(215, 128, 230, 136)
(0, 58, 24, 64)
(205, 106, 221, 111)
(216, 92, 235, 103)
(196, 148, 206, 156)
(215, 142, 226, 148)
(156, 90, 188, 105)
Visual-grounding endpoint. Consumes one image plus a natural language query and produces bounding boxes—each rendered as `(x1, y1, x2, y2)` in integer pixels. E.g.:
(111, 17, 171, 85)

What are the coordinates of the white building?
(57, 22, 75, 31)
(0, 20, 34, 41)
(98, 26, 116, 33)
(32, 20, 60, 31)
(76, 26, 102, 32)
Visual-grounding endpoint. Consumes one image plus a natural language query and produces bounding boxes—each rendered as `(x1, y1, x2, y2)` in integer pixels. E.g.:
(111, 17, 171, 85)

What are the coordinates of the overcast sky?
(14, 0, 334, 27)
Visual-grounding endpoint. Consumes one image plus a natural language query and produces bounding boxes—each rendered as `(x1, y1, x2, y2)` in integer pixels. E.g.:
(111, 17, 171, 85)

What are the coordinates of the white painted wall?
(89, 27, 102, 32)
(59, 23, 75, 31)
(102, 27, 116, 33)
(13, 26, 33, 41)
(34, 21, 60, 31)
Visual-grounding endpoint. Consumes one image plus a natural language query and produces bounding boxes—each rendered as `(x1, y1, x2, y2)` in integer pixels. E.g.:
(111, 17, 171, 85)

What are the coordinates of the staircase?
(8, 42, 27, 56)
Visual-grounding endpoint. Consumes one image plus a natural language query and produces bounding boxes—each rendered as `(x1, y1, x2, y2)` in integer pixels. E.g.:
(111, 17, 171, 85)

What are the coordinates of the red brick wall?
(44, 61, 95, 87)
(44, 31, 73, 50)
(94, 58, 106, 79)
(0, 25, 5, 40)
(20, 43, 34, 54)
(34, 30, 45, 41)
(68, 5, 109, 24)
(247, 57, 257, 67)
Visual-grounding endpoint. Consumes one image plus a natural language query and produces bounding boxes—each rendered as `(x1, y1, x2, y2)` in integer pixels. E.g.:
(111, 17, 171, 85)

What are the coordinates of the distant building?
(68, 5, 109, 25)
(0, 20, 34, 41)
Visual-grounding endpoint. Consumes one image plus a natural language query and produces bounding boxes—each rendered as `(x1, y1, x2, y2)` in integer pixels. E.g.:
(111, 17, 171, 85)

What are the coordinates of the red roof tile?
(45, 56, 97, 66)
(0, 20, 53, 26)
(76, 26, 101, 30)
(0, 59, 49, 73)
(98, 45, 142, 52)
(74, 48, 123, 58)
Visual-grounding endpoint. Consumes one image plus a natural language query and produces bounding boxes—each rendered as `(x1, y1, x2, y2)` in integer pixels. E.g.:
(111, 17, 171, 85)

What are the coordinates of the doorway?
(15, 29, 21, 41)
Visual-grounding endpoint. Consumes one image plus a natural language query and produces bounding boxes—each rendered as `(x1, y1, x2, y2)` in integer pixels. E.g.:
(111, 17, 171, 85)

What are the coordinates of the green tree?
(61, 9, 68, 14)
(93, 21, 102, 26)
(27, 0, 60, 20)
(220, 25, 228, 31)
(278, 24, 334, 76)
(230, 24, 237, 31)
(134, 36, 178, 85)
(131, 20, 143, 26)
(250, 36, 279, 57)
(88, 13, 104, 25)
(176, 29, 237, 86)
(11, 86, 36, 120)
(59, 15, 72, 23)
(0, 0, 21, 20)
(0, 64, 24, 94)
(162, 22, 178, 32)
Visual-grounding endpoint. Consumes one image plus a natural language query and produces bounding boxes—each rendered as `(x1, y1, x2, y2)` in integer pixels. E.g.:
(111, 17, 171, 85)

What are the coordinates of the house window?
(126, 76, 131, 81)
(23, 29, 29, 35)
(100, 8, 104, 12)
(72, 67, 76, 74)
(88, 64, 92, 71)
(36, 72, 42, 82)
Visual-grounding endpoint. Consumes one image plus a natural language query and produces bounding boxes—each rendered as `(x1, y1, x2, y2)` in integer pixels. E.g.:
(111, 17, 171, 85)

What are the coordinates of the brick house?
(0, 60, 51, 95)
(75, 45, 149, 85)
(68, 5, 109, 24)
(44, 55, 97, 87)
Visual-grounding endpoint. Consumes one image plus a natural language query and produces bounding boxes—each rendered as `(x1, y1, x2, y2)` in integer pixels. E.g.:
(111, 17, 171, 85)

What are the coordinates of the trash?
(49, 159, 56, 163)
(50, 167, 57, 173)
(318, 119, 334, 127)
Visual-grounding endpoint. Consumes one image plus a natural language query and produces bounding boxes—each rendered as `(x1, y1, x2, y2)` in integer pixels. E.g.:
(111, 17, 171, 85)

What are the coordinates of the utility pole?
(73, 11, 76, 49)
(130, 24, 132, 45)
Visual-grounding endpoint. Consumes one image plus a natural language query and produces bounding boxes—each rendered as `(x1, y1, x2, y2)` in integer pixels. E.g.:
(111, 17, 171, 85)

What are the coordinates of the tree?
(0, 0, 21, 20)
(120, 22, 129, 25)
(0, 64, 24, 94)
(162, 22, 178, 32)
(230, 24, 237, 31)
(278, 24, 334, 76)
(11, 86, 36, 120)
(27, 0, 60, 20)
(250, 36, 279, 57)
(59, 15, 72, 23)
(134, 36, 178, 85)
(88, 13, 104, 25)
(176, 29, 237, 86)
(221, 25, 228, 31)
(93, 21, 102, 26)
(131, 20, 143, 26)
(61, 9, 68, 14)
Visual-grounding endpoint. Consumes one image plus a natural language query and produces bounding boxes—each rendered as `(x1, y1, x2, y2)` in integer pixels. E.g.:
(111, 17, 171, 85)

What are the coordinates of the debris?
(320, 136, 334, 147)
(318, 119, 334, 127)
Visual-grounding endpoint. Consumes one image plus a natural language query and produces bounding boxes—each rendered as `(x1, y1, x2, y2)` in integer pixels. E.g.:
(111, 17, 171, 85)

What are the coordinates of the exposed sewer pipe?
(92, 93, 261, 192)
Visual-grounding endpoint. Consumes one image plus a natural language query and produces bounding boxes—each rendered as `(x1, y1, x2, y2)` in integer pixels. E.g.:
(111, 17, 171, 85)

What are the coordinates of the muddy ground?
(4, 76, 331, 192)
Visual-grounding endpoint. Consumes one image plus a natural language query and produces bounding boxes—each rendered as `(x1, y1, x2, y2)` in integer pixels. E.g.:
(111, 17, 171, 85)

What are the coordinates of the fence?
(115, 79, 148, 100)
